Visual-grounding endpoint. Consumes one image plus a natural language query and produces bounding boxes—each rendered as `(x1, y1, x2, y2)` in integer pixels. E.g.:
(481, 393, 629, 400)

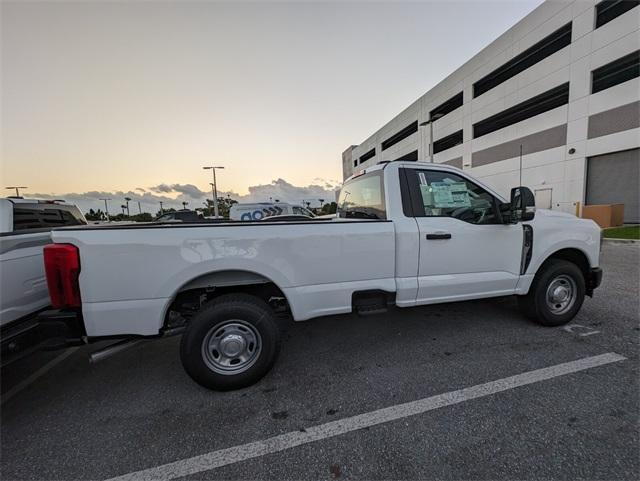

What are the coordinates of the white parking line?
(562, 324, 601, 337)
(105, 352, 626, 481)
(1, 347, 79, 406)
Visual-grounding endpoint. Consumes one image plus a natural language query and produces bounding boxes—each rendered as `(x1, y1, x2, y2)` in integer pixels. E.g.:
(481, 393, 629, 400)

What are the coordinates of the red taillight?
(43, 244, 81, 309)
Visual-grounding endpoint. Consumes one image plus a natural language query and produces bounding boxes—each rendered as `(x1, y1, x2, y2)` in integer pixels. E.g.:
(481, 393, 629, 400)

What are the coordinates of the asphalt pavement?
(1, 243, 638, 480)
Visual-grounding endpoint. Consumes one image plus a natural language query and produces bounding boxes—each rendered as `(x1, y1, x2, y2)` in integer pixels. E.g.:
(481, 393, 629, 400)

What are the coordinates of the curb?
(603, 238, 640, 245)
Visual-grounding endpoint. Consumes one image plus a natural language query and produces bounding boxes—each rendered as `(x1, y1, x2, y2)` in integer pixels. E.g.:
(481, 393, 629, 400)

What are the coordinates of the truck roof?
(344, 159, 466, 183)
(2, 197, 75, 206)
(344, 160, 507, 203)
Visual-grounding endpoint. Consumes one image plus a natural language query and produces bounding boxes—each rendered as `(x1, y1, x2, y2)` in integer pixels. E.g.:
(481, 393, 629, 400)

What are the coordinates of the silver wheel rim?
(545, 274, 577, 315)
(201, 320, 262, 375)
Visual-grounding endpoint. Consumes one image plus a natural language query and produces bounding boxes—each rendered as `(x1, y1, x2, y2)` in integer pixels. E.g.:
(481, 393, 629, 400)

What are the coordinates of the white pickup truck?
(0, 198, 86, 363)
(40, 161, 602, 390)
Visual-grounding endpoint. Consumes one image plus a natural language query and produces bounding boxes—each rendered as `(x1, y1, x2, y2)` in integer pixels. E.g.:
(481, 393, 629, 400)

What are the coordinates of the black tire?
(518, 259, 586, 326)
(180, 293, 281, 391)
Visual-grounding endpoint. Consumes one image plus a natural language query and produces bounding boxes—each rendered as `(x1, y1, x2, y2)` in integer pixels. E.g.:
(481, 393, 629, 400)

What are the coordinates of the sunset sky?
(2, 0, 542, 210)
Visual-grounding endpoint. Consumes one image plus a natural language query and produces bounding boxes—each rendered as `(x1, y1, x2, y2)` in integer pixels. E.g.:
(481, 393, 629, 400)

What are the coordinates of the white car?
(0, 198, 86, 363)
(40, 161, 602, 390)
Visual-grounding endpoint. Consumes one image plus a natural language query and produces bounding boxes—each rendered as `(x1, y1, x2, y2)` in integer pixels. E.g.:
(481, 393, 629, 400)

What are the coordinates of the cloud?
(149, 183, 207, 199)
(30, 178, 340, 215)
(169, 184, 208, 198)
(30, 189, 185, 216)
(149, 183, 176, 194)
(314, 177, 341, 187)
(244, 178, 337, 204)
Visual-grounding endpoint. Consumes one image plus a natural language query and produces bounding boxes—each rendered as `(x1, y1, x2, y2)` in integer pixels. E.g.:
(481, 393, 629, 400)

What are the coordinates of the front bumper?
(1, 310, 84, 366)
(586, 267, 603, 296)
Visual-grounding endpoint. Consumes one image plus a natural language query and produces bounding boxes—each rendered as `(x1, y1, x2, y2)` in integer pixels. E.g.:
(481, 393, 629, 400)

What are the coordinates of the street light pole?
(212, 169, 218, 218)
(6, 186, 27, 197)
(209, 182, 218, 217)
(99, 198, 111, 220)
(203, 166, 224, 218)
(419, 113, 444, 163)
(124, 197, 131, 217)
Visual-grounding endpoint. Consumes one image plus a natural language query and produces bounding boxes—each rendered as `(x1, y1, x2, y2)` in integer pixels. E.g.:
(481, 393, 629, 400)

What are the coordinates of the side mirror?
(509, 186, 536, 222)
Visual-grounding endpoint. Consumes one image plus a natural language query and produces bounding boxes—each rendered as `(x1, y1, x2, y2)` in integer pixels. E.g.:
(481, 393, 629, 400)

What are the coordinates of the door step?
(352, 290, 395, 316)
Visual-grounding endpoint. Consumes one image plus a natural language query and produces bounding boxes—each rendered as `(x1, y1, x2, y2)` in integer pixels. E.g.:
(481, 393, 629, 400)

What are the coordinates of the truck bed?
(51, 220, 396, 336)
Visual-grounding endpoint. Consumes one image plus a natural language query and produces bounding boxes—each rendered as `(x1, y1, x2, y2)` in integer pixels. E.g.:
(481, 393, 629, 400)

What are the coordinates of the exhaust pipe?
(89, 338, 143, 363)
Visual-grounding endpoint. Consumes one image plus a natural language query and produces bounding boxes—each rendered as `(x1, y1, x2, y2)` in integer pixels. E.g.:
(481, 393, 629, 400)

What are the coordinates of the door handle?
(426, 232, 452, 240)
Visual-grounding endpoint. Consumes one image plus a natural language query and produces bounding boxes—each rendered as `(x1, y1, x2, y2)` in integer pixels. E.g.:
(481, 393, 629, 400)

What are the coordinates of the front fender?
(515, 214, 600, 294)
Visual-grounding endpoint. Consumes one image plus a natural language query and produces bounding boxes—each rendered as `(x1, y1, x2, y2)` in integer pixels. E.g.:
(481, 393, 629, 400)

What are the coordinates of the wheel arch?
(518, 246, 593, 296)
(161, 269, 292, 331)
(540, 248, 591, 280)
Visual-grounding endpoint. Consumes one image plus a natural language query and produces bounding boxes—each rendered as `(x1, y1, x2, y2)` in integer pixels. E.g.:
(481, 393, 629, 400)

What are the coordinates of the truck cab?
(339, 161, 601, 312)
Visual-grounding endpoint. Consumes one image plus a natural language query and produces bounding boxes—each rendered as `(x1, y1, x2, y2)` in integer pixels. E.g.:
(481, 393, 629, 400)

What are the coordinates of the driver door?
(403, 168, 523, 304)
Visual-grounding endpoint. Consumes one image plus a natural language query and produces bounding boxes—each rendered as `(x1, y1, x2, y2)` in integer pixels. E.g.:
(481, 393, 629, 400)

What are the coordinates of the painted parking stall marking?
(105, 352, 626, 481)
(1, 347, 79, 406)
(562, 323, 601, 337)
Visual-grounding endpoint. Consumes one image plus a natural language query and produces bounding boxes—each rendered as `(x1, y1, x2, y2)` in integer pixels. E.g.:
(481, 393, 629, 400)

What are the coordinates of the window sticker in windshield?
(429, 182, 471, 208)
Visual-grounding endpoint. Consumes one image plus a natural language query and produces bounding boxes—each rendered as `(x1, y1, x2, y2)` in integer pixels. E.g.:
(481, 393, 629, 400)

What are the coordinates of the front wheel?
(180, 293, 281, 391)
(518, 259, 586, 326)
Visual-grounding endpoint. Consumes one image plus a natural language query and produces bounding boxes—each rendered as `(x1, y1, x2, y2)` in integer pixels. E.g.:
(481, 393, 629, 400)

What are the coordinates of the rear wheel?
(518, 259, 585, 326)
(180, 293, 281, 390)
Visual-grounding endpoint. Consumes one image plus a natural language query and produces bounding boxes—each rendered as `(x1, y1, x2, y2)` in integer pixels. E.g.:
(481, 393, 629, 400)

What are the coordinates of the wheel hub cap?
(551, 285, 570, 303)
(201, 320, 262, 375)
(545, 274, 577, 315)
(219, 334, 246, 357)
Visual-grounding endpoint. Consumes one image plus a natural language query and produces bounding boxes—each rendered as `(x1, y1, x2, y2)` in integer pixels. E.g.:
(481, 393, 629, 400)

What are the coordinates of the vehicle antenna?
(519, 144, 523, 186)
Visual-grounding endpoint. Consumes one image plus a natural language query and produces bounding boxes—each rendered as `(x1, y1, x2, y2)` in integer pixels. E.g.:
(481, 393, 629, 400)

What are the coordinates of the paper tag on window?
(431, 182, 471, 208)
(420, 185, 433, 207)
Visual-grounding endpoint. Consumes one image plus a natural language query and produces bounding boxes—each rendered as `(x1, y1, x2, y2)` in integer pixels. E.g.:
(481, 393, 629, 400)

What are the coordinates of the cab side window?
(337, 172, 386, 219)
(405, 169, 500, 225)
